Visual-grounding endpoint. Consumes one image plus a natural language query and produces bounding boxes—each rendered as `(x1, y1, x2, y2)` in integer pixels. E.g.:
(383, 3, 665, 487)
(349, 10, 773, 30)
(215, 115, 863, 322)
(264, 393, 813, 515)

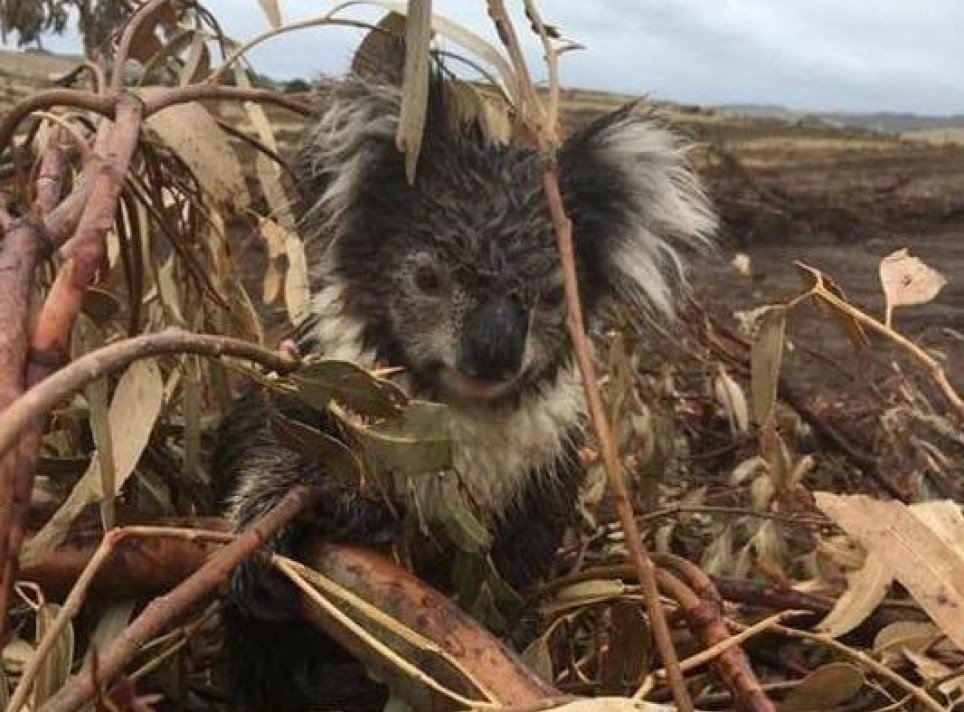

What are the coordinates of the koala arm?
(213, 388, 396, 620)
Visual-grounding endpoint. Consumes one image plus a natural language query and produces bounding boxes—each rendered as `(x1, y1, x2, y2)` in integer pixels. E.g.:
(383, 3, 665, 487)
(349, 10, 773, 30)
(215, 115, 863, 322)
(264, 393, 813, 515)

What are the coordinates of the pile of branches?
(0, 2, 962, 712)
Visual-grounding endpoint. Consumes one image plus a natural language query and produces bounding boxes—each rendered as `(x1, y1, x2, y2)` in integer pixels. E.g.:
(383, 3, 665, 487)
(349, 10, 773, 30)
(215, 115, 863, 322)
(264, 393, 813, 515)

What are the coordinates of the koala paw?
(229, 550, 301, 622)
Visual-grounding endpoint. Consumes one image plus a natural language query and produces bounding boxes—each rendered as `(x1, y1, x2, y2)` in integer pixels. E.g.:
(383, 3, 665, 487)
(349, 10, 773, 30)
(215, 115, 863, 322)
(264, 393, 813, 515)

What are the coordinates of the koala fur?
(213, 56, 715, 711)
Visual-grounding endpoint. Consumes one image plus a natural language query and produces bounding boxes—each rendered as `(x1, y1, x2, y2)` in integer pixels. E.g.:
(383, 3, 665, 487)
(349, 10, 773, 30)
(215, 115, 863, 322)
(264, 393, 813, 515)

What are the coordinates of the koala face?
(339, 133, 572, 403)
(296, 73, 716, 406)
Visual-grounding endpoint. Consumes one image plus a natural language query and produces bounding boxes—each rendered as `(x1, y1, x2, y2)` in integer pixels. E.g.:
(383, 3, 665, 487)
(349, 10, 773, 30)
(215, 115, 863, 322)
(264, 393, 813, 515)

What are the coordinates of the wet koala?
(212, 57, 715, 711)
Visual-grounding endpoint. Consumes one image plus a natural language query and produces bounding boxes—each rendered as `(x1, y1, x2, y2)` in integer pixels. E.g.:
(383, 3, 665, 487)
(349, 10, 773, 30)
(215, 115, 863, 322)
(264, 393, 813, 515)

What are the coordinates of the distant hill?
(716, 103, 964, 134)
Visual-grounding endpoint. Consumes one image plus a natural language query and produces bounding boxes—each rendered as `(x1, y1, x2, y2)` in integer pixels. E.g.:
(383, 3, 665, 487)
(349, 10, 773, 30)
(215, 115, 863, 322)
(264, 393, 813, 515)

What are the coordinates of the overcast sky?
(19, 0, 964, 115)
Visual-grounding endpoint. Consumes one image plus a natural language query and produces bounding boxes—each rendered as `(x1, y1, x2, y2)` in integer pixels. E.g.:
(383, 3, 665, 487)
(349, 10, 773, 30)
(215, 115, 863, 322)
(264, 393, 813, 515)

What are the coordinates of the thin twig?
(541, 169, 693, 712)
(749, 623, 947, 712)
(803, 270, 964, 418)
(275, 557, 499, 710)
(142, 85, 312, 118)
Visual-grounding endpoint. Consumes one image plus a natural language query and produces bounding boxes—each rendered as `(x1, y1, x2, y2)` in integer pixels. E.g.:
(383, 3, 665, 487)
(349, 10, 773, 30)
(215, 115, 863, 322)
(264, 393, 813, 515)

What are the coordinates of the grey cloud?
(19, 0, 964, 114)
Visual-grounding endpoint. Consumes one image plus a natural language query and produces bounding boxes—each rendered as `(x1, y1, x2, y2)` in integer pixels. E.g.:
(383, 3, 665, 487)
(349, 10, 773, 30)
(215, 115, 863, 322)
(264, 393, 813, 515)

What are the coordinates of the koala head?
(294, 72, 715, 406)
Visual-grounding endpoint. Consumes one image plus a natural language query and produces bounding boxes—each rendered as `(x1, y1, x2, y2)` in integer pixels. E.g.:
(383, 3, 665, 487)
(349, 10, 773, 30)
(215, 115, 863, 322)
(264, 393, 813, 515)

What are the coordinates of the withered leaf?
(270, 413, 362, 486)
(880, 248, 948, 326)
(780, 662, 865, 712)
(749, 305, 786, 425)
(352, 400, 451, 476)
(256, 0, 282, 28)
(288, 360, 407, 418)
(395, 0, 433, 183)
(141, 90, 250, 211)
(815, 492, 964, 649)
(21, 359, 164, 566)
(31, 603, 75, 708)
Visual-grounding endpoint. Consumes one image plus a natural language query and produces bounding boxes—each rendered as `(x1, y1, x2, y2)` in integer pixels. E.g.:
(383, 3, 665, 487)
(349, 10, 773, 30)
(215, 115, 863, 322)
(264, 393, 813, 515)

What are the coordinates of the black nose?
(458, 297, 528, 381)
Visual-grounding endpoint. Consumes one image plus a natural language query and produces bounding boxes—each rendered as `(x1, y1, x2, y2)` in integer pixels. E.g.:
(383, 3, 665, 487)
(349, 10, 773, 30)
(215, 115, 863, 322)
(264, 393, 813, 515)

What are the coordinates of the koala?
(213, 50, 715, 711)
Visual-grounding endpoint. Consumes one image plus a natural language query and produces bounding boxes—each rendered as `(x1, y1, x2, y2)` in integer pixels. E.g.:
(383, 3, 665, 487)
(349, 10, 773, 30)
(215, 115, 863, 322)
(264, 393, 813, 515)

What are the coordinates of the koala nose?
(458, 297, 528, 381)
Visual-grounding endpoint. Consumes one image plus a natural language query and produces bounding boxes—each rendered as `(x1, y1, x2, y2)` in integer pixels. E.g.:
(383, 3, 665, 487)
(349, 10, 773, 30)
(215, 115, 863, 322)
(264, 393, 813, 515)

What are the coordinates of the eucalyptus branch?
(142, 84, 312, 118)
(0, 90, 115, 154)
(542, 169, 693, 712)
(0, 329, 300, 461)
(8, 526, 229, 712)
(798, 269, 964, 418)
(38, 486, 322, 712)
(110, 0, 170, 94)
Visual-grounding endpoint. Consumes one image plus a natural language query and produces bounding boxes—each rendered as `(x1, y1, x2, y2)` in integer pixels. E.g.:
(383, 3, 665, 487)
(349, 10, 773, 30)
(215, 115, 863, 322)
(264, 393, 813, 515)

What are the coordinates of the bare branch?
(0, 329, 300, 462)
(0, 90, 115, 156)
(38, 486, 322, 712)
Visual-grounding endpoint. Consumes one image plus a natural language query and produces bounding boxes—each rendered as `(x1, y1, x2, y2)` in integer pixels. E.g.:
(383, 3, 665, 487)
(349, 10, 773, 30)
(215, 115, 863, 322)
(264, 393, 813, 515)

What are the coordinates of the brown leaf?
(780, 662, 865, 712)
(21, 360, 164, 566)
(256, 0, 282, 28)
(601, 603, 650, 692)
(880, 248, 948, 326)
(31, 603, 75, 708)
(817, 551, 890, 639)
(396, 0, 433, 183)
(142, 92, 250, 211)
(127, 3, 179, 62)
(815, 493, 964, 650)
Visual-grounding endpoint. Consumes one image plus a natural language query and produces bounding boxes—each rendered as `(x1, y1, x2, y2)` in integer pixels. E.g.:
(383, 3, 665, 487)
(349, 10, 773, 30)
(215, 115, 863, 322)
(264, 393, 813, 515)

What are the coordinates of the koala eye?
(539, 283, 566, 308)
(413, 254, 442, 294)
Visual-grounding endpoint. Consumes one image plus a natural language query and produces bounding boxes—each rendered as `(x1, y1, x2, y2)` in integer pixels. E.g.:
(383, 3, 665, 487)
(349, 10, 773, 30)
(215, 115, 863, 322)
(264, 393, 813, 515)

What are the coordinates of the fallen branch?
(651, 555, 777, 712)
(37, 486, 321, 712)
(299, 541, 558, 709)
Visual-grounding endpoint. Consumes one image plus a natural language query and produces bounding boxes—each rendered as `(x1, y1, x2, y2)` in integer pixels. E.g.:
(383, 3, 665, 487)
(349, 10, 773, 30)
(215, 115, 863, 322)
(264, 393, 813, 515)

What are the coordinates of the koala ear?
(559, 103, 716, 320)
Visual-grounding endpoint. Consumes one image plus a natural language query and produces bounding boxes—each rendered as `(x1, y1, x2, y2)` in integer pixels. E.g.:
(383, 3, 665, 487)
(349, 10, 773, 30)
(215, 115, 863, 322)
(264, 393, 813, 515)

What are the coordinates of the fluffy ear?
(560, 104, 716, 320)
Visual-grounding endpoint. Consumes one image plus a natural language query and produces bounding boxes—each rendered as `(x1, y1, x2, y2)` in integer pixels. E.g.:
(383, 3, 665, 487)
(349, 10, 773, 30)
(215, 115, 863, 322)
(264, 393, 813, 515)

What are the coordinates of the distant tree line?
(0, 0, 135, 58)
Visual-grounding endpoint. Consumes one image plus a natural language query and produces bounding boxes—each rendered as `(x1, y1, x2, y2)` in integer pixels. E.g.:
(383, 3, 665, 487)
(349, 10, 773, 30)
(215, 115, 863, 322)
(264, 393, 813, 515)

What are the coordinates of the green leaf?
(270, 413, 362, 487)
(289, 360, 407, 418)
(351, 400, 451, 475)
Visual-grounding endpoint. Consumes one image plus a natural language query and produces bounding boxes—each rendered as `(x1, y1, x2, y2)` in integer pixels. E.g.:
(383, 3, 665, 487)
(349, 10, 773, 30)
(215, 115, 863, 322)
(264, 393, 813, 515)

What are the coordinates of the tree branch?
(38, 486, 322, 712)
(0, 329, 300, 462)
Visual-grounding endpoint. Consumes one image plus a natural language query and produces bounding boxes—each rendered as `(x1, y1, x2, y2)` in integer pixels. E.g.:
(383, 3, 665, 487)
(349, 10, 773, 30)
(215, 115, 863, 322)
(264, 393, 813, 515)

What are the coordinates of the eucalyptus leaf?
(290, 360, 408, 418)
(270, 413, 363, 486)
(352, 400, 451, 475)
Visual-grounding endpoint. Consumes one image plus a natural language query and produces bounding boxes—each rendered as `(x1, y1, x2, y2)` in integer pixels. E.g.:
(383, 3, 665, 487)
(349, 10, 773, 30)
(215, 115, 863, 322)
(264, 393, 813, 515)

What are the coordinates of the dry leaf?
(142, 92, 250, 211)
(749, 306, 786, 425)
(879, 248, 948, 327)
(713, 366, 749, 434)
(396, 0, 433, 183)
(815, 493, 964, 649)
(21, 360, 164, 566)
(780, 662, 865, 711)
(256, 0, 282, 28)
(817, 551, 890, 639)
(31, 603, 74, 708)
(731, 252, 751, 276)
